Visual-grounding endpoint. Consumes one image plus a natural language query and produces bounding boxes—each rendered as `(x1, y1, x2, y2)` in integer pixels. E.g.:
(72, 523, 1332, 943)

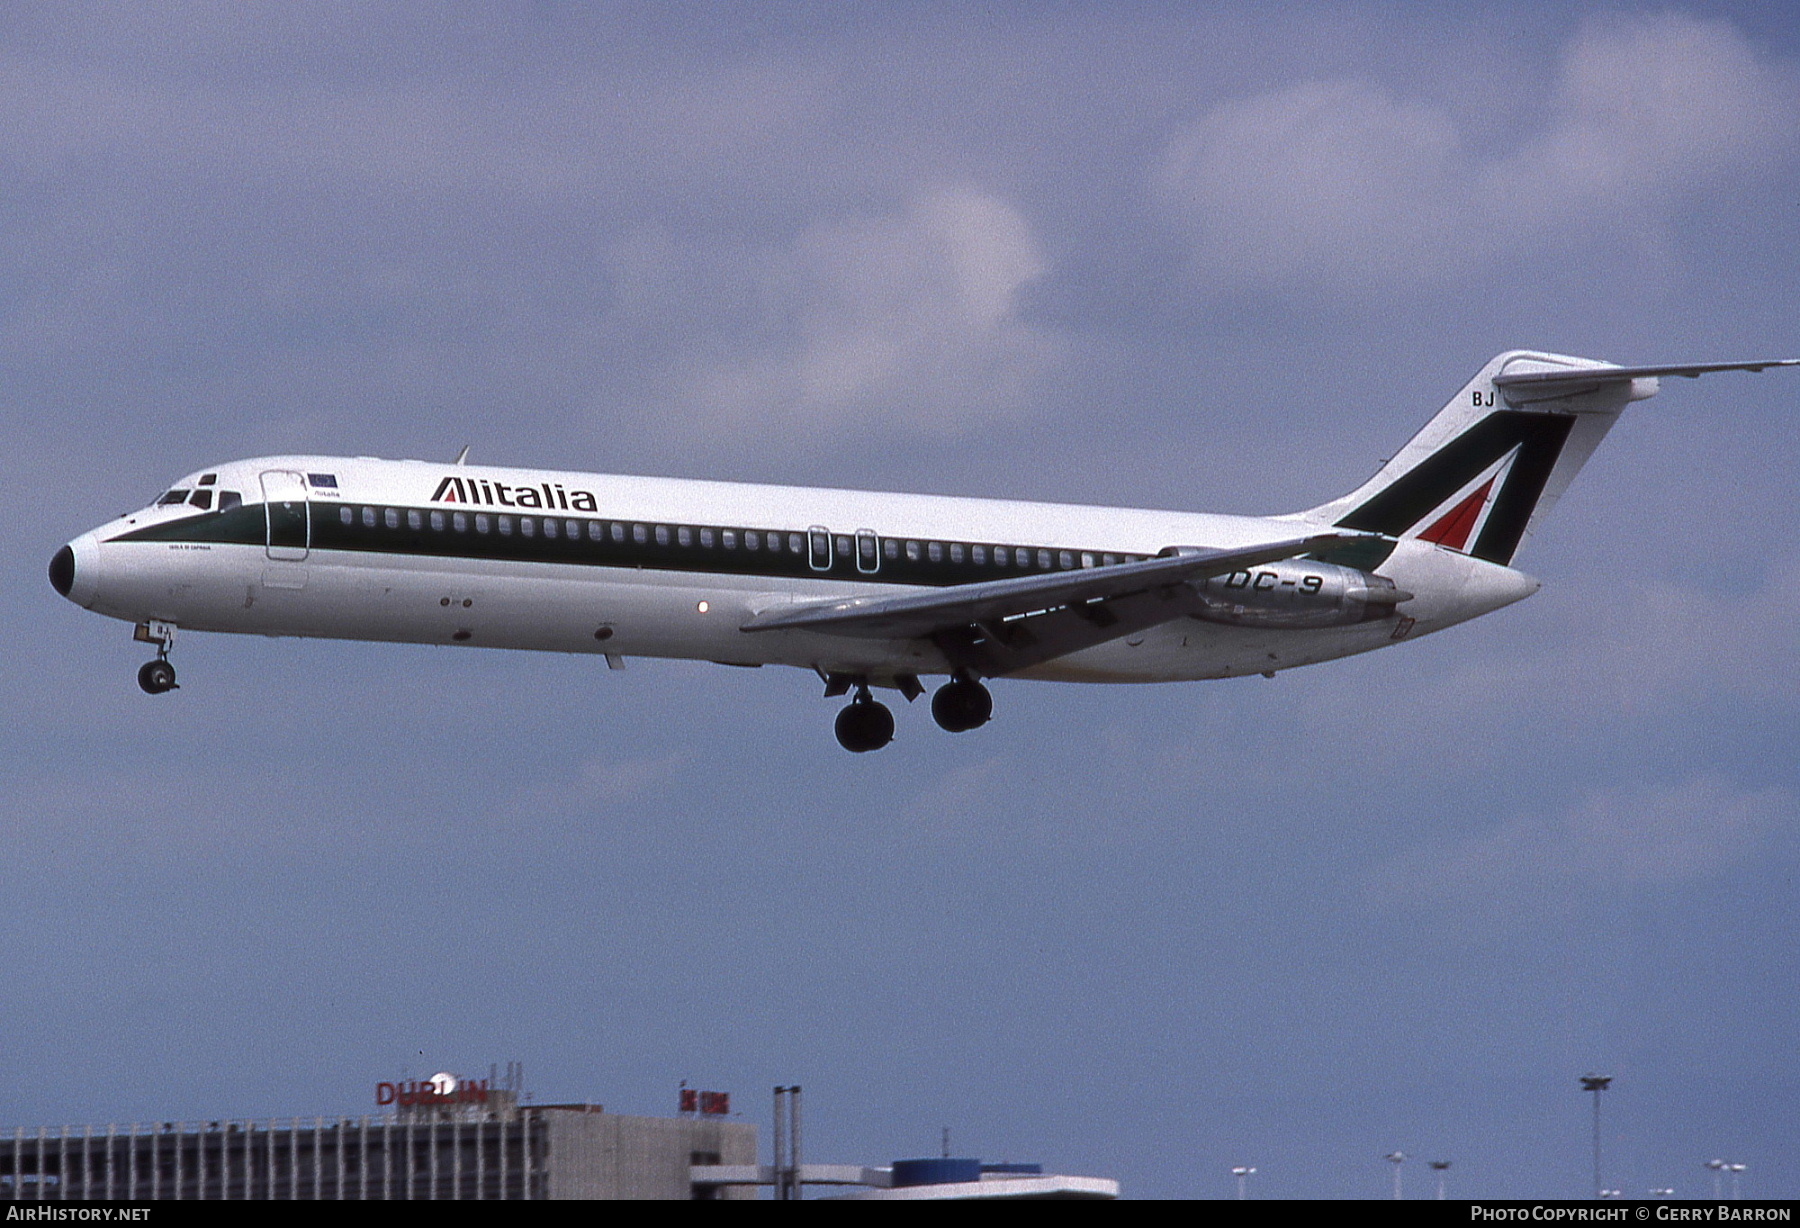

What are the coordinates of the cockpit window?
(198, 473, 218, 486)
(218, 490, 242, 512)
(157, 490, 190, 506)
(188, 489, 213, 510)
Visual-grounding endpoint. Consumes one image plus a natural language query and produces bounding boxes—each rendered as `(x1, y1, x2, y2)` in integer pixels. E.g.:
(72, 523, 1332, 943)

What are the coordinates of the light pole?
(772, 1086, 802, 1200)
(1707, 1159, 1728, 1199)
(1580, 1075, 1611, 1200)
(1430, 1160, 1451, 1200)
(1728, 1163, 1746, 1200)
(1385, 1151, 1406, 1200)
(1231, 1165, 1255, 1200)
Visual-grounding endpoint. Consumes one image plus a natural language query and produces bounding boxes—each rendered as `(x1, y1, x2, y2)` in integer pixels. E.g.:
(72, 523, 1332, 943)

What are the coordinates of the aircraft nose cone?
(49, 544, 76, 597)
(50, 534, 101, 607)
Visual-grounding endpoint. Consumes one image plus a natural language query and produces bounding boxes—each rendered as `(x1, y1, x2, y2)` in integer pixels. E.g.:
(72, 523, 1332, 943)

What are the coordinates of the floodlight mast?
(772, 1086, 786, 1200)
(1385, 1151, 1406, 1200)
(1430, 1160, 1451, 1200)
(772, 1086, 803, 1200)
(1580, 1075, 1612, 1200)
(1231, 1165, 1256, 1200)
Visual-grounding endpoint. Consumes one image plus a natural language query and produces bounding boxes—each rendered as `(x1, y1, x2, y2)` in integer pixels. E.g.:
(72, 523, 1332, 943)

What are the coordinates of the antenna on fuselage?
(453, 445, 471, 465)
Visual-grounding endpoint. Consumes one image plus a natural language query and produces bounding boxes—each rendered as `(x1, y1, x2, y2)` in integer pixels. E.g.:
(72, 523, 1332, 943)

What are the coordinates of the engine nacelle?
(1188, 559, 1409, 629)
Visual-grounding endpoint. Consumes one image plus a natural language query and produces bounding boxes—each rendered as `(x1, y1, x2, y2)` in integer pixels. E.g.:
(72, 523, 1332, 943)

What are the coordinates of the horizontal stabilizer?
(1493, 358, 1799, 399)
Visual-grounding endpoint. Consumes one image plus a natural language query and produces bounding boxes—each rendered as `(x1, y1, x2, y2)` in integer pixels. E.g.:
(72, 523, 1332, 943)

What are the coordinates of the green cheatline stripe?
(109, 504, 1155, 590)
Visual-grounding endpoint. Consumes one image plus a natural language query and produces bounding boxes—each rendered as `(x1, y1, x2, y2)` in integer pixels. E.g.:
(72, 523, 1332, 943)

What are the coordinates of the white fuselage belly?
(71, 454, 1535, 686)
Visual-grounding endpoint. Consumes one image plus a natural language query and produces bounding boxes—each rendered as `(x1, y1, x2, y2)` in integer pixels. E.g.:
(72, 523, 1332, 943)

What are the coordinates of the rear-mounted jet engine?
(1188, 560, 1410, 629)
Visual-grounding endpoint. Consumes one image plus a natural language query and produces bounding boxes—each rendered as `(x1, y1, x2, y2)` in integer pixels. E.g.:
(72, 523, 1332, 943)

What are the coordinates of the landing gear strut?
(834, 686, 895, 753)
(135, 621, 178, 695)
(931, 675, 992, 733)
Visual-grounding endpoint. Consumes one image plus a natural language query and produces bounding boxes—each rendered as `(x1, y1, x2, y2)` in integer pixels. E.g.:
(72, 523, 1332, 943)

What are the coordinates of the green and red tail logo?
(1335, 411, 1573, 566)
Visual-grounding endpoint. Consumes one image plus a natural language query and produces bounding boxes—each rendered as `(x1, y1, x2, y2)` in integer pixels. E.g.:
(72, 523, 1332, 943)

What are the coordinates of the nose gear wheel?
(138, 659, 178, 694)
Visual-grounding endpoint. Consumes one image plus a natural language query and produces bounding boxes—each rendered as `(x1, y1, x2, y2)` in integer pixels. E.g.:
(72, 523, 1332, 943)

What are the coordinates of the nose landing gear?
(834, 686, 895, 753)
(137, 659, 177, 694)
(134, 621, 179, 694)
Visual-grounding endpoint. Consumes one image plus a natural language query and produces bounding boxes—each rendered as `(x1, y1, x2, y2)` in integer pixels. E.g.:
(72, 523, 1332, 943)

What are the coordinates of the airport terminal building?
(0, 1075, 1116, 1201)
(0, 1101, 755, 1200)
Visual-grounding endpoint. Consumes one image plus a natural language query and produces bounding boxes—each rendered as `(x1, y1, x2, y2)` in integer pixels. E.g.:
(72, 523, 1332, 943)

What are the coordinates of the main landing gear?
(828, 674, 994, 752)
(834, 686, 895, 753)
(930, 675, 992, 733)
(134, 621, 178, 694)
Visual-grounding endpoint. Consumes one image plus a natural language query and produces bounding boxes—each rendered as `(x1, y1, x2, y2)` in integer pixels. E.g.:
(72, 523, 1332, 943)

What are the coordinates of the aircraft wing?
(741, 532, 1366, 676)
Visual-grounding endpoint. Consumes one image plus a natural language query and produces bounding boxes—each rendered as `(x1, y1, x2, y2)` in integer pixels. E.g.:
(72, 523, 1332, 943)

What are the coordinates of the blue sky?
(9, 1, 1799, 1198)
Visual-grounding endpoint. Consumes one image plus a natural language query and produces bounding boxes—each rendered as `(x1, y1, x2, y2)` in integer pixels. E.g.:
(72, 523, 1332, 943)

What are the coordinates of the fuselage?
(52, 454, 1538, 687)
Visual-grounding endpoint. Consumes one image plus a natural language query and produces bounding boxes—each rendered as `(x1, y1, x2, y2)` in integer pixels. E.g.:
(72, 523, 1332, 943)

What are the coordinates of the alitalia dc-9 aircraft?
(50, 351, 1795, 751)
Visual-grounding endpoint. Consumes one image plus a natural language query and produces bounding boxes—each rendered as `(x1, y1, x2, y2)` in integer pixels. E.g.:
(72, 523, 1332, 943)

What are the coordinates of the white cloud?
(1452, 552, 1800, 721)
(1272, 547, 1800, 794)
(504, 751, 691, 820)
(1365, 777, 1791, 917)
(1157, 79, 1465, 288)
(1572, 559, 1800, 710)
(1156, 14, 1800, 293)
(675, 186, 1064, 432)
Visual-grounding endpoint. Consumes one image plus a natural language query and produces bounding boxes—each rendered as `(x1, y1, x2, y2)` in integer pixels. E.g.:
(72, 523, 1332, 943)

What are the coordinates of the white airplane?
(50, 350, 1795, 751)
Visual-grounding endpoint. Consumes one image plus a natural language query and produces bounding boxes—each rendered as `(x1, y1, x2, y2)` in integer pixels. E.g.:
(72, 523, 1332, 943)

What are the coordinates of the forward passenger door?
(260, 471, 310, 561)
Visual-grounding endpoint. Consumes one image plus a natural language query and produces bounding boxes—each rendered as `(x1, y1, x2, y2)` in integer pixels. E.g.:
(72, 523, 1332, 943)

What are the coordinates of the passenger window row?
(329, 505, 1143, 574)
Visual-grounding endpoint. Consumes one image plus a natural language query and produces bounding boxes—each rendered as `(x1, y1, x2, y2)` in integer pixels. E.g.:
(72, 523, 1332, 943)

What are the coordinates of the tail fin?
(1294, 351, 1655, 567)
